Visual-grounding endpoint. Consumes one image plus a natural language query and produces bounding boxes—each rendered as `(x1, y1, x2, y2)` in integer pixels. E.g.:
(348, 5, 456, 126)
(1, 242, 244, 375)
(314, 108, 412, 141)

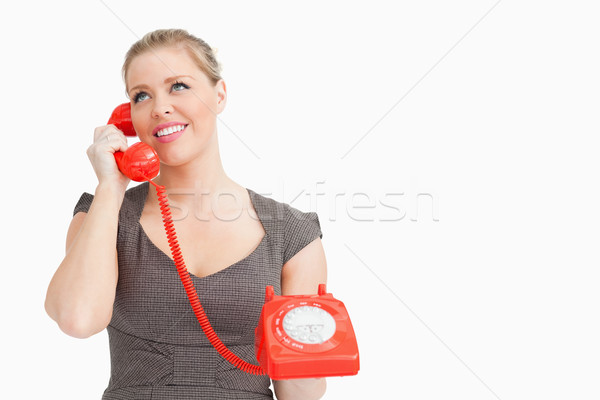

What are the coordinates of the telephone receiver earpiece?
(107, 103, 137, 137)
(107, 103, 160, 182)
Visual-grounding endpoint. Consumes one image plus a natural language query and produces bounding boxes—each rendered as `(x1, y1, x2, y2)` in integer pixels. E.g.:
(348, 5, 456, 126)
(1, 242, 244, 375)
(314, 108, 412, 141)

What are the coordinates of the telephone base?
(255, 285, 360, 379)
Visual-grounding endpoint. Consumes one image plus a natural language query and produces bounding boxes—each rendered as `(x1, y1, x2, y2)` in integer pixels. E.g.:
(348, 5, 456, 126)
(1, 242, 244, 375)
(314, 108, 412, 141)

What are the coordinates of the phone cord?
(148, 180, 266, 376)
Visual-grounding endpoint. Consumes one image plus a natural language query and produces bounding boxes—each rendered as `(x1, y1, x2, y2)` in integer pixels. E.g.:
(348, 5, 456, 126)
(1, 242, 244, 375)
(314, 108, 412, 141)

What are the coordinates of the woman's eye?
(172, 82, 190, 92)
(134, 92, 149, 103)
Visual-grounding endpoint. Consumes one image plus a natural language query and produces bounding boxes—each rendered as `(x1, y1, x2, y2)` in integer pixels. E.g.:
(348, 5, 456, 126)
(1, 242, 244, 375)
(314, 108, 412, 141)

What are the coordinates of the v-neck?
(135, 182, 268, 280)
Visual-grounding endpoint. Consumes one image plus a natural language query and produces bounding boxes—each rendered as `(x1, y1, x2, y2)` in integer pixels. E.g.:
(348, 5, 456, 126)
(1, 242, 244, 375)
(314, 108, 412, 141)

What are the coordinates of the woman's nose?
(152, 101, 174, 118)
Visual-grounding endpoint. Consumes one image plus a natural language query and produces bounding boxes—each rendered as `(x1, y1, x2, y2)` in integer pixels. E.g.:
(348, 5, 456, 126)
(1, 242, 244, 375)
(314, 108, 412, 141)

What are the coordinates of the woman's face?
(125, 45, 226, 166)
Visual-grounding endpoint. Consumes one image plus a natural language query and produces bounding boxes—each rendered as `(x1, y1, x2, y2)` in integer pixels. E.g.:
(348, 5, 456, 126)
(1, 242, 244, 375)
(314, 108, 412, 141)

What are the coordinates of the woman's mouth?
(154, 124, 187, 137)
(153, 123, 188, 143)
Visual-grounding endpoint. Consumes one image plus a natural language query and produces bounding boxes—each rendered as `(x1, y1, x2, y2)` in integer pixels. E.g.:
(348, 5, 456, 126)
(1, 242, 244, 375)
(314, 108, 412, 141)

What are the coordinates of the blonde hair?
(122, 29, 222, 88)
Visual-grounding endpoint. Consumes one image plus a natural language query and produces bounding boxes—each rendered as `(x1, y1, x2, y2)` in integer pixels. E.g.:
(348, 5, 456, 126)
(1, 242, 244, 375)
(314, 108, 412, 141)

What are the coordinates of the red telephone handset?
(107, 103, 360, 379)
(107, 103, 160, 182)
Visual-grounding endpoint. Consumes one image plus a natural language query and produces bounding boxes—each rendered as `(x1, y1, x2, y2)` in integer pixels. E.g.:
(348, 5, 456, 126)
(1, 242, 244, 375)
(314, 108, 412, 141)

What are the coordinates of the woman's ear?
(215, 79, 227, 114)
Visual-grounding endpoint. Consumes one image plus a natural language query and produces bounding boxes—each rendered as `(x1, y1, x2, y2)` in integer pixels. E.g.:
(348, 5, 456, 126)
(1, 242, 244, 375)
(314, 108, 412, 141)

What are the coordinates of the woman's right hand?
(87, 124, 130, 191)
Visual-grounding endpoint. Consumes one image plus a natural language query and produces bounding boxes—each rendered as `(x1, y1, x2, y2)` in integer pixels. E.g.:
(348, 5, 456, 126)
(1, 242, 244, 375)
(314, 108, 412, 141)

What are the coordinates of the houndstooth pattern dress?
(73, 182, 322, 399)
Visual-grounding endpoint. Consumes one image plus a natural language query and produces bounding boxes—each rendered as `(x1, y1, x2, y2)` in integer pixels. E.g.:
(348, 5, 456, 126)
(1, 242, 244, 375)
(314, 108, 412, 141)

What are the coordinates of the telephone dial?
(108, 103, 359, 379)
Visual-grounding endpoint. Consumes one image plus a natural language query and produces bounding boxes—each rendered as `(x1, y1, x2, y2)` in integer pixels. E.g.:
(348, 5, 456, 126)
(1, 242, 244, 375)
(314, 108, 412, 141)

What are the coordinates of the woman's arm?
(45, 124, 129, 339)
(45, 182, 124, 339)
(273, 238, 328, 400)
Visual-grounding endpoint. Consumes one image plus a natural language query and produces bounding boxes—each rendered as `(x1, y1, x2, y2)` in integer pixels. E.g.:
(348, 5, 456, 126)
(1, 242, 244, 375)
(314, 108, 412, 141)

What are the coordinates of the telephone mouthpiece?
(114, 142, 160, 182)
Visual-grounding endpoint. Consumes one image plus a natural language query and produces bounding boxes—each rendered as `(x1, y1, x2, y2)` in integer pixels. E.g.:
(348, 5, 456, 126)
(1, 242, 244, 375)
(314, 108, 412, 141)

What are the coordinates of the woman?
(45, 29, 327, 400)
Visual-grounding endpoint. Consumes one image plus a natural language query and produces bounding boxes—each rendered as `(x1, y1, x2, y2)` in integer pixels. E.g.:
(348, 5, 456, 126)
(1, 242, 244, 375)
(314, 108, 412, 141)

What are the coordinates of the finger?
(104, 133, 128, 153)
(94, 125, 127, 143)
(106, 123, 133, 141)
(115, 136, 128, 153)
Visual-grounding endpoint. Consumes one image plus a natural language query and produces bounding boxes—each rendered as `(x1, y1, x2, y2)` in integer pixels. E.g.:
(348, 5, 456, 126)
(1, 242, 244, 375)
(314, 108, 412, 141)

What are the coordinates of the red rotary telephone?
(108, 103, 360, 379)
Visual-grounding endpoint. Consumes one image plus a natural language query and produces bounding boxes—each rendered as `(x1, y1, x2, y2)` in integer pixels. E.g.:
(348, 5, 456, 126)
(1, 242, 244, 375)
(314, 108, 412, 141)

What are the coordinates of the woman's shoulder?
(247, 189, 322, 263)
(72, 182, 148, 216)
(247, 188, 320, 222)
(247, 189, 286, 219)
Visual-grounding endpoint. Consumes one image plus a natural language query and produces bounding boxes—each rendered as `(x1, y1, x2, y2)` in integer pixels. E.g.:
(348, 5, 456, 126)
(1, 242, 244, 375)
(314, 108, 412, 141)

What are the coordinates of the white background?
(1, 1, 599, 399)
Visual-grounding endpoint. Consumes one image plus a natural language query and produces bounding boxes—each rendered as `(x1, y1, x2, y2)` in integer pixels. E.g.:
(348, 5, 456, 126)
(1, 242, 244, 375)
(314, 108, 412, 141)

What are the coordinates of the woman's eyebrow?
(128, 83, 149, 95)
(164, 75, 195, 83)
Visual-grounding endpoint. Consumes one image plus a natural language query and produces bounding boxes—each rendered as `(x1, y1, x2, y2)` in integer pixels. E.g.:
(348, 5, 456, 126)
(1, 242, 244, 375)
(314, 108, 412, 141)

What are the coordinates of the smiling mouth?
(154, 124, 188, 137)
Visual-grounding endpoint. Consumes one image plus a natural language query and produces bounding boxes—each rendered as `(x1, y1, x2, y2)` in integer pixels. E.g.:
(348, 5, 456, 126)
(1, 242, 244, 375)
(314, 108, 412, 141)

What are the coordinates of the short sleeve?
(283, 204, 323, 265)
(73, 192, 94, 216)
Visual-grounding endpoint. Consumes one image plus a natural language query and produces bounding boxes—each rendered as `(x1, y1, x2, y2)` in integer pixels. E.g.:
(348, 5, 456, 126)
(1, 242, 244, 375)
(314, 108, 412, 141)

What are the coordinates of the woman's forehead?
(126, 46, 201, 86)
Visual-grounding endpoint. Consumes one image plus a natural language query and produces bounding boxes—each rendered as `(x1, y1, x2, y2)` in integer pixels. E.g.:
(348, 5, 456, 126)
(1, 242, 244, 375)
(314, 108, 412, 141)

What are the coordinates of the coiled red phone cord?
(148, 180, 266, 376)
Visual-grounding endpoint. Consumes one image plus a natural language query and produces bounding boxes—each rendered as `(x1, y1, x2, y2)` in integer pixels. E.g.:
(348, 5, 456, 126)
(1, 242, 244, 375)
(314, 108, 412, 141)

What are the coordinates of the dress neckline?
(135, 182, 268, 280)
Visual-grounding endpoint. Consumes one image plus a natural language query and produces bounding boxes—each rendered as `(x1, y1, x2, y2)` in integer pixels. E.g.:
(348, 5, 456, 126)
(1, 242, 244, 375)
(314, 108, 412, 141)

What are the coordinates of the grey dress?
(73, 182, 322, 400)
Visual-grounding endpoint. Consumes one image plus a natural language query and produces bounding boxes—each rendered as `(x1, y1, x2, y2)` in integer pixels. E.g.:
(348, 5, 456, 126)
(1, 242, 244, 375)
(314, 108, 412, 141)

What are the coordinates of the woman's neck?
(146, 145, 244, 220)
(155, 155, 230, 192)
